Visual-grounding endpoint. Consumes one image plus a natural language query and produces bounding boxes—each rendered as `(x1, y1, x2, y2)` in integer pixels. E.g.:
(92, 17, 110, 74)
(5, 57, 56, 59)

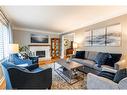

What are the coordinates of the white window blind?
(0, 23, 4, 60)
(0, 22, 9, 60)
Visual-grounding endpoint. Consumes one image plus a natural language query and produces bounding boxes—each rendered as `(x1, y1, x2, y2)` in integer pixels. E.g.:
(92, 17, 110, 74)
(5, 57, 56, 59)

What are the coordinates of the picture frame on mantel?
(31, 34, 49, 43)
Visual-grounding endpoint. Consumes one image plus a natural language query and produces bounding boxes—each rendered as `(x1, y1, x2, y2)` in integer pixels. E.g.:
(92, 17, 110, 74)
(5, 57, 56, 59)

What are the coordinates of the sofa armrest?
(87, 73, 118, 89)
(115, 60, 127, 70)
(118, 77, 127, 89)
(70, 54, 75, 58)
(102, 67, 117, 73)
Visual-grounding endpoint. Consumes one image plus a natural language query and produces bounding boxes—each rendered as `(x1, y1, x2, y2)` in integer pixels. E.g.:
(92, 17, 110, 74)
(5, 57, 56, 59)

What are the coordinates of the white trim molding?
(13, 27, 61, 35)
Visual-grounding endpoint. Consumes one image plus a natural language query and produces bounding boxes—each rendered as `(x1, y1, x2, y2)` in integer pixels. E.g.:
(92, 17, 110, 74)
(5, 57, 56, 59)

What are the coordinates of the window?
(0, 21, 10, 60)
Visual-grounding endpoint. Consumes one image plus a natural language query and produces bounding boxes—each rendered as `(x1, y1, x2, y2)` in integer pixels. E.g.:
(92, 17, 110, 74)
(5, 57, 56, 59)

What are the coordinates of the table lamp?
(73, 42, 78, 54)
(9, 44, 19, 62)
(9, 44, 19, 54)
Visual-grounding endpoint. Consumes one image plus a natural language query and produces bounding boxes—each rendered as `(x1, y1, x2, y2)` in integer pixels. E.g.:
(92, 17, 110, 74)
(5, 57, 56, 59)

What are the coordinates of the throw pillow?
(105, 54, 122, 67)
(75, 51, 85, 59)
(98, 71, 115, 80)
(18, 53, 23, 59)
(113, 68, 127, 83)
(93, 52, 110, 67)
(20, 53, 29, 59)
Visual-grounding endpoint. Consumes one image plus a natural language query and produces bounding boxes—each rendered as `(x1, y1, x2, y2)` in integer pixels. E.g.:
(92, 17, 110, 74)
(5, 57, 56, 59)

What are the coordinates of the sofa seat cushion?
(71, 58, 95, 68)
(71, 58, 83, 63)
(81, 60, 95, 68)
(101, 65, 114, 69)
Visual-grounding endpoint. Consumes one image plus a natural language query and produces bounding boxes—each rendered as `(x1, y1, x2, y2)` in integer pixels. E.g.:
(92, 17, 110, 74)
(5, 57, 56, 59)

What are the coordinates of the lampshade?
(9, 44, 19, 54)
(73, 42, 78, 49)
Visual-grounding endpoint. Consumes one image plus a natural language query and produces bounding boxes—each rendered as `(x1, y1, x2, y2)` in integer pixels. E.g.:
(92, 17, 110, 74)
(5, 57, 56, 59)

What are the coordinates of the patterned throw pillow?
(93, 52, 110, 67)
(19, 53, 29, 59)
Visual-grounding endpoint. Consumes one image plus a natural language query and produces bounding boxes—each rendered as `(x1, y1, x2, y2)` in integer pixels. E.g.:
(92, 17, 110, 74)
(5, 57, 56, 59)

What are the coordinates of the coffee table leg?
(54, 62, 55, 70)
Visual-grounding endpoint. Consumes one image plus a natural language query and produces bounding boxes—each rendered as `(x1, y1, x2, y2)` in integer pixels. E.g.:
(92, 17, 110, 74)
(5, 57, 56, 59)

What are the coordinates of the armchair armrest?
(115, 60, 127, 70)
(87, 73, 118, 89)
(118, 77, 127, 89)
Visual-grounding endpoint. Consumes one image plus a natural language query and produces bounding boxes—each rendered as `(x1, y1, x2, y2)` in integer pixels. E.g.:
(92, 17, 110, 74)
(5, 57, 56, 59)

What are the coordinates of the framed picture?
(84, 30, 92, 46)
(106, 24, 121, 46)
(31, 34, 49, 43)
(92, 28, 106, 46)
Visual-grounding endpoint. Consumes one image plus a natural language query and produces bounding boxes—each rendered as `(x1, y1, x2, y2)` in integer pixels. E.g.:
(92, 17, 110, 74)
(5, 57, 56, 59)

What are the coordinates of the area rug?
(41, 63, 87, 89)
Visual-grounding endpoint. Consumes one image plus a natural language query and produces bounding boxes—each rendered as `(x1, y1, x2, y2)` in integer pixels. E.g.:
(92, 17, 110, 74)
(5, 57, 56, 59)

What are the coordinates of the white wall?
(13, 29, 60, 46)
(71, 14, 127, 54)
(63, 33, 74, 55)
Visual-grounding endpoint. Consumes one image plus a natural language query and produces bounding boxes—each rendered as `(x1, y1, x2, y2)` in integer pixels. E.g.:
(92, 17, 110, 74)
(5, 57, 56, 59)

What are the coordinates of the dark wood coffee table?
(54, 59, 84, 84)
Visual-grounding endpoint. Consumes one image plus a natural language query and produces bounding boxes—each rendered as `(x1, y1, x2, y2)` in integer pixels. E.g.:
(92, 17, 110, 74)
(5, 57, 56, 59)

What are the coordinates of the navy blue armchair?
(1, 59, 52, 89)
(10, 53, 38, 65)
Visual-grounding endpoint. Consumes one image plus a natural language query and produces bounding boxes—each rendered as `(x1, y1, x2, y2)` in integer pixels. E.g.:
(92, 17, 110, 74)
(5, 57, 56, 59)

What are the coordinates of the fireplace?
(36, 51, 45, 57)
(29, 45, 51, 60)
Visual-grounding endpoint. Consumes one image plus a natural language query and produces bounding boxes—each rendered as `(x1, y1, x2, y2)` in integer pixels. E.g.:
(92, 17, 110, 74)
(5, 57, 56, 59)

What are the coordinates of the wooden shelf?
(28, 45, 50, 46)
(51, 38, 60, 59)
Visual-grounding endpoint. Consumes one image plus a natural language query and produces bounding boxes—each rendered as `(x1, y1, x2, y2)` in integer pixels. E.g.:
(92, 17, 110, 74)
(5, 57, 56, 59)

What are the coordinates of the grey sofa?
(87, 72, 127, 89)
(70, 51, 126, 74)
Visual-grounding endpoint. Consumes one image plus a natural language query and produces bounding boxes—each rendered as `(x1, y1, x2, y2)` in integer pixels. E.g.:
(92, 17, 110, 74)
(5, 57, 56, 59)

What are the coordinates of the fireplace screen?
(36, 51, 45, 57)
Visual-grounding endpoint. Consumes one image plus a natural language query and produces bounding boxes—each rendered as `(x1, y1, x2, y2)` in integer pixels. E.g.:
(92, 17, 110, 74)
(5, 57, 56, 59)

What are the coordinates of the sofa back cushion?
(75, 51, 85, 59)
(85, 51, 89, 58)
(86, 51, 98, 60)
(105, 53, 122, 67)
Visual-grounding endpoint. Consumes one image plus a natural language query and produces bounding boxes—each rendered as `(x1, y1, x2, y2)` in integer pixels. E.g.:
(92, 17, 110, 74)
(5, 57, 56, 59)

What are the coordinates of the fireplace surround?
(29, 45, 51, 60)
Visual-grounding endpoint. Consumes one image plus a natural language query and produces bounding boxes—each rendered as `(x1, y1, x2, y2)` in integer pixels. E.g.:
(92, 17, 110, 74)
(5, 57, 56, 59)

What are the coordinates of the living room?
(1, 2, 127, 93)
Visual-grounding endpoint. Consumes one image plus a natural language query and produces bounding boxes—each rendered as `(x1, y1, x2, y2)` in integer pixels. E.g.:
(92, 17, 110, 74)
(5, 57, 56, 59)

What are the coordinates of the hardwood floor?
(0, 77, 6, 89)
(38, 58, 60, 66)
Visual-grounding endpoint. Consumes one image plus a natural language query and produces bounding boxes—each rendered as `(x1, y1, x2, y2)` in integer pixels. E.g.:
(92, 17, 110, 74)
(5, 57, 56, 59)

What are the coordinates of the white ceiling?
(2, 6, 127, 33)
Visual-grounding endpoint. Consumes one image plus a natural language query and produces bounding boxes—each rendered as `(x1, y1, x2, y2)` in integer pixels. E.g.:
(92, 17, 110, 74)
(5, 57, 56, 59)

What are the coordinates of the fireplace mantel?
(28, 45, 50, 47)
